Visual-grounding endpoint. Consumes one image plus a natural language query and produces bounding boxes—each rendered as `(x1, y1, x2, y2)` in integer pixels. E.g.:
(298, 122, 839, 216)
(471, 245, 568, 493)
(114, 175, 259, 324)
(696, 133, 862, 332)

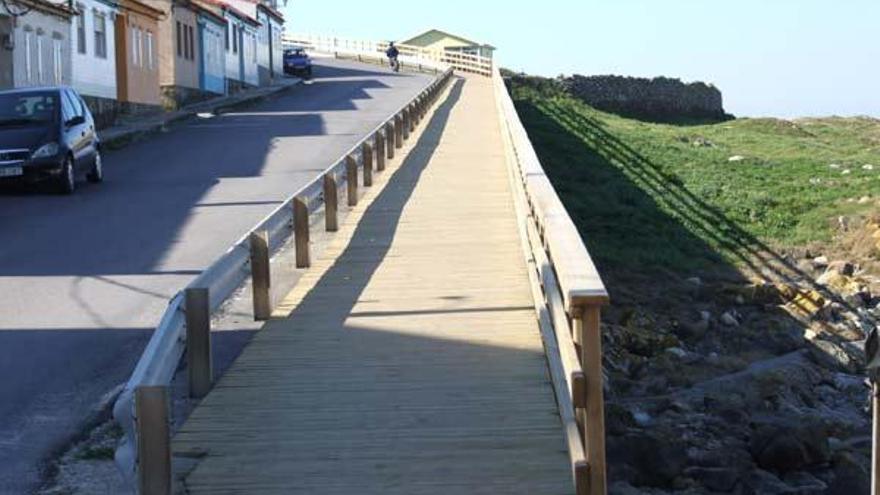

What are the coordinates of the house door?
(0, 16, 13, 89)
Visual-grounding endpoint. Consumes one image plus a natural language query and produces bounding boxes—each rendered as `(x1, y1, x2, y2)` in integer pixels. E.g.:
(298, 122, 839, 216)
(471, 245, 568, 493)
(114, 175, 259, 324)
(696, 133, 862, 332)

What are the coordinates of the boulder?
(749, 423, 830, 473)
(808, 338, 864, 373)
(721, 311, 740, 327)
(607, 432, 688, 488)
(684, 466, 740, 492)
(825, 452, 869, 494)
(826, 260, 855, 277)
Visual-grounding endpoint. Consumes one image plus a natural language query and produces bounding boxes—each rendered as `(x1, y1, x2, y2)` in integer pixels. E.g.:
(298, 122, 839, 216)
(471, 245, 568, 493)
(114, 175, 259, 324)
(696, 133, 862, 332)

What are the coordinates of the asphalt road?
(0, 58, 432, 494)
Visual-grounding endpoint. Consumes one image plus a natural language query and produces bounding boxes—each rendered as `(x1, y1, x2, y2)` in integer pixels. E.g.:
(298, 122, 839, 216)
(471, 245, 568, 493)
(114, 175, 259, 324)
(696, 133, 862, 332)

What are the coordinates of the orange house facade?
(114, 0, 163, 107)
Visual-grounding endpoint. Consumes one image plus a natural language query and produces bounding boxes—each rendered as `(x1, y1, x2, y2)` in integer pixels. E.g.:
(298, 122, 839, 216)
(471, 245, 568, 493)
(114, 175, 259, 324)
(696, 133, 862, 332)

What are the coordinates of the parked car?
(0, 86, 102, 194)
(283, 47, 313, 77)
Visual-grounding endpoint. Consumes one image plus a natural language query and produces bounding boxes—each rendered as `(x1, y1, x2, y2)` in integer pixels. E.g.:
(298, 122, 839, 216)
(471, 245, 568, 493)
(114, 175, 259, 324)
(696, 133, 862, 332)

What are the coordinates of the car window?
(60, 91, 76, 122)
(74, 93, 91, 119)
(0, 92, 58, 125)
(65, 90, 85, 118)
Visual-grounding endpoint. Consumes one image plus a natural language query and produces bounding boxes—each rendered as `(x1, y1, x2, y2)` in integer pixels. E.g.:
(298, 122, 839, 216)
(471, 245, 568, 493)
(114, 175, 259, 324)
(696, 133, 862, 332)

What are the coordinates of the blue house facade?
(195, 4, 225, 95)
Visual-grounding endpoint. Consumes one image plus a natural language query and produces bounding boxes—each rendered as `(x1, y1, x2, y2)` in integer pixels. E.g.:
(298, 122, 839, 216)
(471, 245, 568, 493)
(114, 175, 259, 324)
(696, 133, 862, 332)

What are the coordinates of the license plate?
(0, 167, 22, 177)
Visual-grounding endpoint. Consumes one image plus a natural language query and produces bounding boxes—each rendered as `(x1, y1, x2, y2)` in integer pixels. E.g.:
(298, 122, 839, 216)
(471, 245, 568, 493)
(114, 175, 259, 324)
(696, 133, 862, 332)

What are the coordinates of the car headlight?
(31, 142, 59, 159)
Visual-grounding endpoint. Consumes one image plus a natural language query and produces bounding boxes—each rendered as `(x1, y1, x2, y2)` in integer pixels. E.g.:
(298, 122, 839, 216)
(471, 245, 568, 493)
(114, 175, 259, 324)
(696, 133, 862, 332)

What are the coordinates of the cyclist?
(386, 42, 400, 72)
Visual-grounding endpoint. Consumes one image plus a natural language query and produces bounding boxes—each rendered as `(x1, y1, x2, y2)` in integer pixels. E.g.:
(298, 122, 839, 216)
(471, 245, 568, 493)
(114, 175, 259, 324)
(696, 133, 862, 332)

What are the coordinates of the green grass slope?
(510, 80, 880, 278)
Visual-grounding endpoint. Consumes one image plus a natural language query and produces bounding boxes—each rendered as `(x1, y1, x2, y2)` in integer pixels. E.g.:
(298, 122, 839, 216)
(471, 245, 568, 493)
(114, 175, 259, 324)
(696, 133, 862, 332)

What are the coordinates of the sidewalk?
(99, 77, 302, 149)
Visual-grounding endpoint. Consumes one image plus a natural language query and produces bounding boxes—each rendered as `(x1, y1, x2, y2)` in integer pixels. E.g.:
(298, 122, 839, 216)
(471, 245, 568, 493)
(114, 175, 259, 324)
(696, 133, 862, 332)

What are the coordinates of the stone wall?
(81, 95, 160, 130)
(564, 75, 728, 122)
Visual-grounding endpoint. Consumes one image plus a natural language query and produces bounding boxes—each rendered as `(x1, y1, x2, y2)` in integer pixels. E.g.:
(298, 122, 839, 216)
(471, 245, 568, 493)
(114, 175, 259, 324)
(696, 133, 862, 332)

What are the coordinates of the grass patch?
(509, 80, 880, 278)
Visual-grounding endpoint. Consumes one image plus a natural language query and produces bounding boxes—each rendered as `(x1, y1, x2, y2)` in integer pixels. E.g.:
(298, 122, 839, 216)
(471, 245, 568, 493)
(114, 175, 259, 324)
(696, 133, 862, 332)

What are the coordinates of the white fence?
(284, 33, 493, 77)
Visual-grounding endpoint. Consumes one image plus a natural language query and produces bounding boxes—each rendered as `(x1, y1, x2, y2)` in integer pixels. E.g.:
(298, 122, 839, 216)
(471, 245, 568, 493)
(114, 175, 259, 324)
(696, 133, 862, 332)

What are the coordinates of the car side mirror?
(66, 116, 85, 127)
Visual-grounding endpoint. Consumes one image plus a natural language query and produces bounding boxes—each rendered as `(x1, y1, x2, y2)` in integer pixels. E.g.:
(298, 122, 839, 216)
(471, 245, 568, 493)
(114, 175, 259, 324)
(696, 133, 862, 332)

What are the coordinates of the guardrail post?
(576, 304, 606, 495)
(294, 196, 310, 268)
(394, 116, 403, 149)
(249, 230, 271, 321)
(374, 132, 386, 171)
(346, 155, 358, 206)
(402, 110, 410, 140)
(136, 386, 171, 495)
(385, 123, 396, 159)
(412, 102, 420, 128)
(362, 142, 373, 187)
(323, 173, 338, 232)
(185, 287, 212, 399)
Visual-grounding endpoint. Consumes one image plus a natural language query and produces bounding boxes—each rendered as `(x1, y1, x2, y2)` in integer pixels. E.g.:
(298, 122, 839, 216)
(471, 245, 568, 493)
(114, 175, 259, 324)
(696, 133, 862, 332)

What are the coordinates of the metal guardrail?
(112, 58, 455, 491)
(493, 67, 610, 495)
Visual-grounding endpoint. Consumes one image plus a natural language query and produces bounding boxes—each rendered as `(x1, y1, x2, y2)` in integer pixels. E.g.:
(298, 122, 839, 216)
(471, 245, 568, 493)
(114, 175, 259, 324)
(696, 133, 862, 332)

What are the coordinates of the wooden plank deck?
(172, 74, 571, 494)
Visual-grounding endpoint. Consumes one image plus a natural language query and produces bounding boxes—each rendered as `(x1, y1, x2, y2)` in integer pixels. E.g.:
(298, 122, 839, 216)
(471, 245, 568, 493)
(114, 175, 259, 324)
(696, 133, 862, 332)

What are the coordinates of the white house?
(255, 3, 283, 85)
(0, 0, 74, 90)
(70, 0, 118, 100)
(222, 4, 258, 91)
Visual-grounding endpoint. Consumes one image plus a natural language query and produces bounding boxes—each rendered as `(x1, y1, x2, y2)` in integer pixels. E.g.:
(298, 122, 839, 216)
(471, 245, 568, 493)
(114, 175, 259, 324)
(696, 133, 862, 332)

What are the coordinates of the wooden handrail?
(493, 66, 609, 495)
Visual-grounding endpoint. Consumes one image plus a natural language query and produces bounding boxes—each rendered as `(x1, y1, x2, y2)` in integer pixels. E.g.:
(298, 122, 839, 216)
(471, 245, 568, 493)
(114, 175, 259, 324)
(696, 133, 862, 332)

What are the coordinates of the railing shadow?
(520, 97, 853, 317)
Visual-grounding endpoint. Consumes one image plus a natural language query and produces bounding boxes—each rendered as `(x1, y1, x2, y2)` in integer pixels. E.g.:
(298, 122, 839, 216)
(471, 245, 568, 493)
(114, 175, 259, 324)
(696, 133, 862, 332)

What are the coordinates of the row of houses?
(0, 0, 285, 125)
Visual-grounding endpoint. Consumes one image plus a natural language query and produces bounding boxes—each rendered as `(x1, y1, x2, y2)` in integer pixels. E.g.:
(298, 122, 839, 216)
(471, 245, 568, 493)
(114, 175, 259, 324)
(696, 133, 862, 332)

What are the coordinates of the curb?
(100, 78, 303, 150)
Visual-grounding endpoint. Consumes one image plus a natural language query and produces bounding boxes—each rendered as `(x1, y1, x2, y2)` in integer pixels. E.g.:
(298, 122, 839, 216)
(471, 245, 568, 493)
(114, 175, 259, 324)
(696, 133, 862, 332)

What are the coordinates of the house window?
(188, 25, 194, 60)
(36, 35, 43, 82)
(132, 27, 140, 67)
(176, 21, 182, 57)
(53, 40, 63, 83)
(94, 12, 107, 58)
(76, 6, 86, 53)
(224, 24, 229, 51)
(146, 31, 154, 69)
(24, 30, 33, 83)
(232, 24, 237, 53)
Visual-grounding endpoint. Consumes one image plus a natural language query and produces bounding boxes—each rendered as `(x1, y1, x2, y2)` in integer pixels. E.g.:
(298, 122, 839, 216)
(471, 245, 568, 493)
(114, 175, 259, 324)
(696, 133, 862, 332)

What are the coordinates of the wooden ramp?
(173, 74, 571, 494)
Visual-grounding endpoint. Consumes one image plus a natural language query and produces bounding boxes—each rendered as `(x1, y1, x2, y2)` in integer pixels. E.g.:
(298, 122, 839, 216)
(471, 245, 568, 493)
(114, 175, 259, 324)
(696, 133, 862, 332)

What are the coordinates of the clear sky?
(282, 0, 879, 119)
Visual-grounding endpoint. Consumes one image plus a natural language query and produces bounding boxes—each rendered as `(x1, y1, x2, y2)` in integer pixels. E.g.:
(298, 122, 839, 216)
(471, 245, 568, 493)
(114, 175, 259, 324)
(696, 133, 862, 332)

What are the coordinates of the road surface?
(0, 58, 432, 493)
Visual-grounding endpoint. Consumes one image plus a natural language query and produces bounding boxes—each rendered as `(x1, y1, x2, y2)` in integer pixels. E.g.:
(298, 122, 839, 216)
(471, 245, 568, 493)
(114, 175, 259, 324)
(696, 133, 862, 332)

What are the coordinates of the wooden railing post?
(394, 115, 403, 149)
(293, 196, 310, 268)
(249, 230, 271, 321)
(408, 104, 416, 133)
(185, 287, 212, 399)
(136, 386, 171, 495)
(374, 132, 386, 171)
(576, 304, 606, 495)
(323, 173, 338, 232)
(346, 155, 358, 206)
(362, 142, 373, 187)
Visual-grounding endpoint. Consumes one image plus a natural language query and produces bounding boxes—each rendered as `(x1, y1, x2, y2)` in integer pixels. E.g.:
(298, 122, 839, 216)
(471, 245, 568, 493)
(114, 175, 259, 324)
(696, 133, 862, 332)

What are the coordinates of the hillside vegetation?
(510, 77, 880, 275)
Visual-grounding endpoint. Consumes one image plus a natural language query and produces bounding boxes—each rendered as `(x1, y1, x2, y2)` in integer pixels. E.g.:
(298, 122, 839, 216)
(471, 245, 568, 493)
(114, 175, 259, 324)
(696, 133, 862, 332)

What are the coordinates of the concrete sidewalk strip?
(98, 78, 303, 149)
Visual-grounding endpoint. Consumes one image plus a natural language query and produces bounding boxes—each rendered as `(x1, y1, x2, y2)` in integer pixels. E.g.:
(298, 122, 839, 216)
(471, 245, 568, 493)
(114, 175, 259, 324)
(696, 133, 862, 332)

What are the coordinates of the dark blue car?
(283, 47, 312, 77)
(0, 86, 102, 194)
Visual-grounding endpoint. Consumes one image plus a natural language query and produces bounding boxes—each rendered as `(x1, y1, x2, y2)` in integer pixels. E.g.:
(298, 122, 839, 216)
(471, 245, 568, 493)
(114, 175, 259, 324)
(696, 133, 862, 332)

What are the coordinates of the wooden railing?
(113, 61, 455, 493)
(493, 67, 610, 495)
(283, 33, 494, 77)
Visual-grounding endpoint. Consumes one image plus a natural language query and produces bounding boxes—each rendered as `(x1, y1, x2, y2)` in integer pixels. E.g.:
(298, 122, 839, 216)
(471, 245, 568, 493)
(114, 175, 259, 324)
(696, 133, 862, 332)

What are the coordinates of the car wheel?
(87, 150, 103, 183)
(58, 155, 76, 194)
